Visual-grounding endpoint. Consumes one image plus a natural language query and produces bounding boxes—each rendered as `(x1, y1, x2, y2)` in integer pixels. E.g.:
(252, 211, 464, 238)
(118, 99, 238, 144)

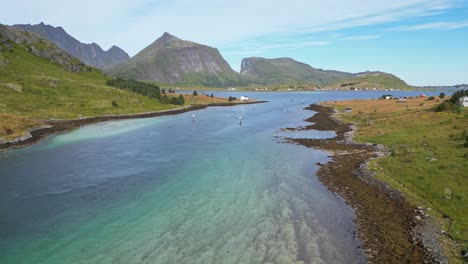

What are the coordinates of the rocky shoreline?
(284, 104, 447, 263)
(0, 101, 265, 152)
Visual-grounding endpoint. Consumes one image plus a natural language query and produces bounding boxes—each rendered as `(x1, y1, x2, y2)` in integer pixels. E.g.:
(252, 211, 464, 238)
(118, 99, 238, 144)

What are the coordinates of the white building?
(460, 96, 468, 107)
(240, 96, 249, 101)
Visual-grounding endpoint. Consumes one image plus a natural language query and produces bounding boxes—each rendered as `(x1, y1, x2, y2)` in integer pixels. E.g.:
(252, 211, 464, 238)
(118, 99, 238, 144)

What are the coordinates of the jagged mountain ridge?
(0, 24, 87, 72)
(14, 23, 129, 69)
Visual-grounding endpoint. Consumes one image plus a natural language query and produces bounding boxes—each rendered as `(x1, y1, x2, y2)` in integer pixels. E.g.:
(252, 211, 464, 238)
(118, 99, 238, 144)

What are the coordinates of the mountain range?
(10, 23, 412, 89)
(14, 23, 129, 69)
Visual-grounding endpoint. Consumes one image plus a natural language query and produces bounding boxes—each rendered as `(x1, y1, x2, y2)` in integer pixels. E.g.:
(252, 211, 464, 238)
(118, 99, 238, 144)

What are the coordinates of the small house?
(460, 96, 468, 107)
(240, 96, 249, 101)
(419, 94, 426, 98)
(398, 98, 407, 103)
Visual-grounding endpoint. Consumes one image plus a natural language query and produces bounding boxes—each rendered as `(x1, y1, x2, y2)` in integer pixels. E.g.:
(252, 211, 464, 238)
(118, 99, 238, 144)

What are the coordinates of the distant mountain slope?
(327, 71, 413, 90)
(240, 57, 353, 85)
(14, 22, 129, 68)
(106, 32, 247, 87)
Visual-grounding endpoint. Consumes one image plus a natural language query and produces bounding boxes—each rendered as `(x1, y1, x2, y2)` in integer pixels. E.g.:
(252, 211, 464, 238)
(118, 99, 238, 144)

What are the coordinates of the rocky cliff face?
(0, 24, 87, 72)
(240, 57, 353, 85)
(106, 33, 246, 87)
(14, 23, 129, 69)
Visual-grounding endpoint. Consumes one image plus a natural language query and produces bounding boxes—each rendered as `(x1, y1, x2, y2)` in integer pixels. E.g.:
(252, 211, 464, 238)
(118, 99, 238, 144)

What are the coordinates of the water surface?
(0, 91, 444, 264)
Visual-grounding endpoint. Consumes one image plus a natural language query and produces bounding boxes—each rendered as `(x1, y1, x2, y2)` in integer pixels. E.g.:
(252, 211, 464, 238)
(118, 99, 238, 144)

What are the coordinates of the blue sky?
(2, 0, 468, 85)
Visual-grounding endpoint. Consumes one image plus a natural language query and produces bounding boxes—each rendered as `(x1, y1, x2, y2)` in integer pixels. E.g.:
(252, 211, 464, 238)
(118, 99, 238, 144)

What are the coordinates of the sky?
(2, 0, 468, 85)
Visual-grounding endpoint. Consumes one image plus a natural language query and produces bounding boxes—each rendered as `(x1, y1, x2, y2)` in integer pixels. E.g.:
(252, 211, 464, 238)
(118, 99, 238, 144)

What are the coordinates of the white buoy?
(192, 114, 196, 123)
(239, 116, 242, 126)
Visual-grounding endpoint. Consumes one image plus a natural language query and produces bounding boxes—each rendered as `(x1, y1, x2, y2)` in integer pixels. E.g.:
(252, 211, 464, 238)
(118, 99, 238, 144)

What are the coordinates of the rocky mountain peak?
(155, 32, 181, 45)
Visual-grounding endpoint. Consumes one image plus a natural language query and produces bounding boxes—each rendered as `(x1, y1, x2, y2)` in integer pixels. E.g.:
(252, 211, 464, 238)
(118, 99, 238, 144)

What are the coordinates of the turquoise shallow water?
(0, 91, 444, 263)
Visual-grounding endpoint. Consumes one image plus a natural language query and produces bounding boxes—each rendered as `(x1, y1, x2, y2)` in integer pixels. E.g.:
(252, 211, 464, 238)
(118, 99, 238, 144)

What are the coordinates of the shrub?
(193, 91, 198, 96)
(112, 101, 119, 108)
(439, 92, 446, 99)
(449, 89, 468, 104)
(428, 96, 435, 100)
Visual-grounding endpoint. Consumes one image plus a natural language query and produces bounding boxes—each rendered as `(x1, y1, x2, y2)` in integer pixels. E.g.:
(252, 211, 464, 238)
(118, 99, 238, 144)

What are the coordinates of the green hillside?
(0, 25, 179, 141)
(327, 71, 414, 90)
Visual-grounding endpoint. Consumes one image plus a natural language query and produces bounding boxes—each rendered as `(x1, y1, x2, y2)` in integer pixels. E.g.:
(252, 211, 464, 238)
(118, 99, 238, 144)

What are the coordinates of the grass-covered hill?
(240, 57, 353, 85)
(0, 25, 181, 141)
(327, 71, 414, 90)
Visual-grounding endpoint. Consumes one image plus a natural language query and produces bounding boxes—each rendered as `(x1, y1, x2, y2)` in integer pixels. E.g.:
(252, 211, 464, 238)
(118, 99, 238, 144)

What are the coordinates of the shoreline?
(0, 101, 266, 152)
(284, 104, 445, 263)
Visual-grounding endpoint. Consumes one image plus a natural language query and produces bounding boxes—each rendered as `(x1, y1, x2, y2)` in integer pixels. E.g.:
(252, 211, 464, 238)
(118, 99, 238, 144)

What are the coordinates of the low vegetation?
(325, 97, 468, 262)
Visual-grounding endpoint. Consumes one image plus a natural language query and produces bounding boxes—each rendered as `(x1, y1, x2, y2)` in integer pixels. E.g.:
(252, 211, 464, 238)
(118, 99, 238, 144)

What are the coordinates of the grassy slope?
(326, 97, 467, 261)
(0, 46, 179, 140)
(327, 73, 414, 90)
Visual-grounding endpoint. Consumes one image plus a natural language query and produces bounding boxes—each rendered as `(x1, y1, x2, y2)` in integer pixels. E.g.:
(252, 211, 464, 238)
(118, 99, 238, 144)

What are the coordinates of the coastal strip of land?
(0, 100, 266, 151)
(322, 97, 467, 263)
(284, 103, 451, 263)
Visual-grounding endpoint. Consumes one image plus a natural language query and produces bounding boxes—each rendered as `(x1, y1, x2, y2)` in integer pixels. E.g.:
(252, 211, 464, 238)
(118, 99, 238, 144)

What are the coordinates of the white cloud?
(0, 0, 461, 55)
(339, 35, 381, 41)
(390, 21, 468, 31)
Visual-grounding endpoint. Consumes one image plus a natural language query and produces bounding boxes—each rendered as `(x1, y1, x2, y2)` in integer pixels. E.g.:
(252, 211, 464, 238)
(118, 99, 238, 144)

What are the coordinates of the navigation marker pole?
(192, 114, 196, 123)
(239, 116, 242, 126)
